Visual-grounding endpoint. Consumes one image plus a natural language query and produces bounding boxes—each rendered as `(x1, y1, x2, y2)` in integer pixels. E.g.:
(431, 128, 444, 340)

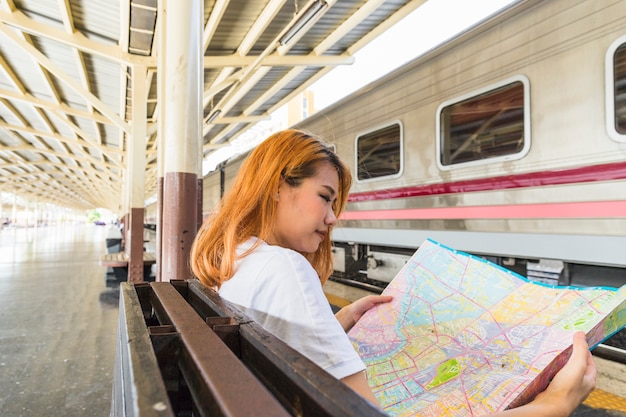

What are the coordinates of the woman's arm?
(335, 295, 392, 408)
(341, 371, 382, 408)
(335, 295, 393, 332)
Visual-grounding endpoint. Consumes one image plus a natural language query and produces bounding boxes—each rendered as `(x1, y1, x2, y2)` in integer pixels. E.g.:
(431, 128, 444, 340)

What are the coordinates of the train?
(201, 0, 626, 291)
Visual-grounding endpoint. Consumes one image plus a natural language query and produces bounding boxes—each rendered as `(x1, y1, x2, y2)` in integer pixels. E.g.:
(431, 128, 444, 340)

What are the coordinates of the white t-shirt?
(219, 237, 365, 380)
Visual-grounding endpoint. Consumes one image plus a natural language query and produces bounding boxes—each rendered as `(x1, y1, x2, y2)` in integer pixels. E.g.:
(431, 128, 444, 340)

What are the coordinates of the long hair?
(190, 129, 352, 289)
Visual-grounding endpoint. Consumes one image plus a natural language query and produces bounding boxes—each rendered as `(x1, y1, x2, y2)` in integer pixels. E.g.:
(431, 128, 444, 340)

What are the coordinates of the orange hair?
(190, 129, 352, 289)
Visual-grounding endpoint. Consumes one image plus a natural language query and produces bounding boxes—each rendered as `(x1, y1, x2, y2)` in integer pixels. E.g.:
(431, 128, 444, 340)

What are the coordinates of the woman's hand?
(495, 331, 596, 417)
(531, 331, 597, 415)
(335, 294, 393, 332)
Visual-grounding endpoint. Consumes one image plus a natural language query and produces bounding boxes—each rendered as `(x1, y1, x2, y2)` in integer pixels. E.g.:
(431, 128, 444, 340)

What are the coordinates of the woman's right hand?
(532, 331, 597, 415)
(496, 331, 597, 417)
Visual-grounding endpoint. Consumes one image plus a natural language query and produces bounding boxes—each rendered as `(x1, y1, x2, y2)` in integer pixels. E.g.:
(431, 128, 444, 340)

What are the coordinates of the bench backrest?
(111, 279, 387, 417)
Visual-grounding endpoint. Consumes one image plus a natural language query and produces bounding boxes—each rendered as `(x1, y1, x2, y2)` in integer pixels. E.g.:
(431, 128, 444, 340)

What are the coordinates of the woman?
(190, 129, 595, 415)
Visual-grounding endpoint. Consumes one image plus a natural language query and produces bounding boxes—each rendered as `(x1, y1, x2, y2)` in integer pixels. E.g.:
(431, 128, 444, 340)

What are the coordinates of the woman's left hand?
(335, 294, 393, 332)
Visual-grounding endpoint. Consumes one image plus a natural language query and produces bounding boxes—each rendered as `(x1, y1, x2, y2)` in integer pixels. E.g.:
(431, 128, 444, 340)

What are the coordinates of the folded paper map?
(348, 239, 626, 416)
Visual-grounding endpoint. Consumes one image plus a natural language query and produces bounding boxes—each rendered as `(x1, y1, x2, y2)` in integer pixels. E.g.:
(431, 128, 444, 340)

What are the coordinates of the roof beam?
(0, 145, 119, 171)
(1, 24, 122, 202)
(1, 164, 119, 193)
(0, 0, 15, 12)
(0, 89, 63, 188)
(0, 88, 113, 125)
(0, 121, 123, 161)
(2, 179, 96, 209)
(203, 0, 338, 141)
(0, 155, 120, 200)
(214, 115, 269, 124)
(0, 9, 155, 67)
(202, 0, 287, 121)
(203, 53, 354, 68)
(202, 0, 230, 52)
(343, 0, 427, 55)
(58, 0, 106, 158)
(0, 152, 103, 208)
(236, 0, 285, 53)
(0, 20, 131, 134)
(205, 0, 424, 150)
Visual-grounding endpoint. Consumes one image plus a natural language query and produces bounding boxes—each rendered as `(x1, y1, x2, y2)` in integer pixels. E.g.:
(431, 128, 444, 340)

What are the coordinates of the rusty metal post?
(126, 65, 148, 282)
(159, 0, 203, 281)
(156, 176, 164, 281)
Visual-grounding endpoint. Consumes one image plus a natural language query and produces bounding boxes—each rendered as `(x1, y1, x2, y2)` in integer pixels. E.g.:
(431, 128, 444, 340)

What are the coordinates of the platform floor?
(0, 224, 121, 417)
(0, 223, 624, 416)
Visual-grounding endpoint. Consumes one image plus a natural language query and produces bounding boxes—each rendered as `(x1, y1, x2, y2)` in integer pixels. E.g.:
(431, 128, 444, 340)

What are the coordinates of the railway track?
(596, 331, 626, 364)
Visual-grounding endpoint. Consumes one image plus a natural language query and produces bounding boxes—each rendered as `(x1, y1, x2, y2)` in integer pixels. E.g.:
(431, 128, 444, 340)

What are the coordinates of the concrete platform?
(0, 224, 120, 417)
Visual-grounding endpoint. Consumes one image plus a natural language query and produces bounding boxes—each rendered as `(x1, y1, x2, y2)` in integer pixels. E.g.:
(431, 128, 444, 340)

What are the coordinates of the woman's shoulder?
(227, 238, 320, 296)
(239, 241, 317, 276)
(239, 237, 309, 268)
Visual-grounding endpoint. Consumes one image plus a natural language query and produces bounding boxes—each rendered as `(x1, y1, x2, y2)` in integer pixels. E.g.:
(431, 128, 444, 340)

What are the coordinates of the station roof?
(0, 0, 425, 211)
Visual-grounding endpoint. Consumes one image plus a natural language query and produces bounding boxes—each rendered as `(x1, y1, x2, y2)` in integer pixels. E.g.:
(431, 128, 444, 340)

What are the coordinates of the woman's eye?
(320, 194, 331, 203)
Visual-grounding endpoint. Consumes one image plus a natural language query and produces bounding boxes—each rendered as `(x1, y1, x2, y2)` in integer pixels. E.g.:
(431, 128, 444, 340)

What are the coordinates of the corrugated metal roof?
(0, 0, 426, 211)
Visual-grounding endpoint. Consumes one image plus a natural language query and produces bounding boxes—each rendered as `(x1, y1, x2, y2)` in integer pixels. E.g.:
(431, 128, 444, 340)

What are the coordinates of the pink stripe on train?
(340, 200, 626, 220)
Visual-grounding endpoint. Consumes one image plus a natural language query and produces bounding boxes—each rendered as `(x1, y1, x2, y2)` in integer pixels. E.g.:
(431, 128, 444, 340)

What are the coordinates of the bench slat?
(111, 283, 174, 417)
(149, 282, 290, 417)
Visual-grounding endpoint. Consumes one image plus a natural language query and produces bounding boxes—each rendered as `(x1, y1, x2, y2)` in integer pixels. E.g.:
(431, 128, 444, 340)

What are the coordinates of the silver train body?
(203, 0, 626, 289)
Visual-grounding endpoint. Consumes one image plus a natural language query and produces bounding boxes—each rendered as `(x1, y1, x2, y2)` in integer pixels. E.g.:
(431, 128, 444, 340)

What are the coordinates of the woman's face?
(269, 162, 339, 253)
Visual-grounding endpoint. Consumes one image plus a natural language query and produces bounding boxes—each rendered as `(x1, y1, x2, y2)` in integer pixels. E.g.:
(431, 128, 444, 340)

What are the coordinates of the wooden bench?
(111, 279, 387, 417)
(101, 251, 156, 281)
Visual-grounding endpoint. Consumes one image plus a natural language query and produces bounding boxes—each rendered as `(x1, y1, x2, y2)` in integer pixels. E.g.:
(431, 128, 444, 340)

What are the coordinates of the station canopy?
(0, 0, 425, 211)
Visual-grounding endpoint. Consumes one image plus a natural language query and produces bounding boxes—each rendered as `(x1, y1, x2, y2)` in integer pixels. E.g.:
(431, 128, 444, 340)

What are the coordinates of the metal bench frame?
(111, 279, 387, 417)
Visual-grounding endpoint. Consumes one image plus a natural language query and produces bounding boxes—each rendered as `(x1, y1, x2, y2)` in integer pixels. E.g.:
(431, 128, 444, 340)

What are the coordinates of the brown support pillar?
(162, 172, 197, 280)
(156, 176, 164, 281)
(197, 178, 203, 230)
(155, 2, 165, 282)
(159, 0, 203, 281)
(126, 65, 148, 283)
(127, 207, 145, 280)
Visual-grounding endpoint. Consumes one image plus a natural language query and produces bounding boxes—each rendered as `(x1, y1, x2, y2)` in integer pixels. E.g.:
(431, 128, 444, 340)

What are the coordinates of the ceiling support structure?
(0, 0, 426, 215)
(0, 20, 131, 135)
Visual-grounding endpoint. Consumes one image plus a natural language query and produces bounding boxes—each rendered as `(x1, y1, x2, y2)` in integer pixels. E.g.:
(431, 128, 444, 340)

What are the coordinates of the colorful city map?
(348, 239, 626, 416)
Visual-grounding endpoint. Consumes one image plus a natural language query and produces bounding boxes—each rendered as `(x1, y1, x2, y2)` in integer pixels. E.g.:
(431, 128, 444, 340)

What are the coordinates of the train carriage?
(204, 0, 626, 289)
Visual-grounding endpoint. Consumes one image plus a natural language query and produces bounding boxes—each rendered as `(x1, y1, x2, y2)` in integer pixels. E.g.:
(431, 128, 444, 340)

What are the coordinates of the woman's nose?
(325, 208, 337, 225)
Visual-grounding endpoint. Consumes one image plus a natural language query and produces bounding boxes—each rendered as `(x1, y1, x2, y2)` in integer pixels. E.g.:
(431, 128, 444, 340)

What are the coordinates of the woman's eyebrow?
(322, 184, 337, 196)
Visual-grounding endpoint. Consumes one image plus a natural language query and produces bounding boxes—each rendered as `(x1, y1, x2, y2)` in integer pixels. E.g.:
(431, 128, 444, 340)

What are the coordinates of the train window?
(437, 76, 530, 169)
(606, 36, 626, 142)
(355, 122, 403, 181)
